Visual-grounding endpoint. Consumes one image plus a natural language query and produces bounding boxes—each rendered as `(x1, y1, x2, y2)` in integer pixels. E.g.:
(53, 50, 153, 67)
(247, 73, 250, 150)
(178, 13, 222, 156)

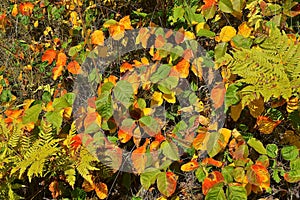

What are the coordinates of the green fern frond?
(227, 27, 300, 106)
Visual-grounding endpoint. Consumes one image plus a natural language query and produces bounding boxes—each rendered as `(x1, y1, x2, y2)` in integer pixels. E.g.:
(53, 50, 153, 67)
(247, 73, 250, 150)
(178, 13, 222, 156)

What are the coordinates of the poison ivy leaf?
(247, 164, 270, 190)
(206, 128, 231, 157)
(139, 116, 161, 136)
(45, 110, 63, 129)
(225, 83, 240, 111)
(204, 182, 225, 198)
(160, 140, 180, 161)
(113, 80, 134, 108)
(181, 160, 199, 172)
(226, 185, 247, 200)
(150, 64, 171, 83)
(156, 172, 177, 197)
(214, 42, 228, 60)
(266, 144, 278, 158)
(22, 104, 42, 124)
(247, 138, 267, 154)
(195, 167, 206, 182)
(218, 0, 233, 13)
(281, 145, 298, 161)
(284, 170, 300, 183)
(140, 168, 161, 190)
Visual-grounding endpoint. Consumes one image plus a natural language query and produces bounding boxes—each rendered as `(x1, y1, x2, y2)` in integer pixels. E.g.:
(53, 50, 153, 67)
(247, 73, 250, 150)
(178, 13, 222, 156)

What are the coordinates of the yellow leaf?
(70, 11, 79, 27)
(91, 30, 105, 45)
(163, 92, 176, 103)
(238, 22, 252, 38)
(219, 26, 236, 42)
(151, 91, 163, 106)
(12, 4, 18, 17)
(34, 20, 39, 28)
(142, 108, 153, 116)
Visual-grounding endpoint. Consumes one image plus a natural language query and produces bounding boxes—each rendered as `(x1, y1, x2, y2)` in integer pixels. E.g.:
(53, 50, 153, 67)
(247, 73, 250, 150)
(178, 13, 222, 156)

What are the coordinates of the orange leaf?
(131, 139, 150, 173)
(247, 164, 270, 190)
(42, 49, 57, 65)
(181, 160, 199, 171)
(256, 116, 281, 134)
(202, 158, 223, 167)
(119, 15, 133, 30)
(202, 171, 224, 195)
(49, 180, 61, 199)
(120, 62, 133, 73)
(67, 61, 82, 74)
(174, 59, 190, 78)
(238, 22, 252, 38)
(109, 24, 125, 40)
(52, 65, 64, 81)
(201, 0, 216, 10)
(19, 2, 34, 16)
(56, 52, 67, 67)
(4, 109, 23, 123)
(210, 83, 226, 109)
(192, 129, 208, 150)
(118, 119, 136, 143)
(94, 182, 108, 199)
(91, 30, 105, 45)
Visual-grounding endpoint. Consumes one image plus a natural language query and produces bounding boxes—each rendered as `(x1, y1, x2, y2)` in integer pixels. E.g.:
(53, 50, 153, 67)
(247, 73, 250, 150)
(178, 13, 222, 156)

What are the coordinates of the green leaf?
(205, 183, 226, 200)
(96, 91, 113, 120)
(160, 141, 180, 161)
(214, 42, 228, 60)
(156, 172, 176, 197)
(266, 144, 278, 158)
(45, 111, 63, 129)
(197, 29, 216, 37)
(113, 80, 134, 108)
(247, 138, 267, 154)
(226, 185, 247, 200)
(222, 166, 234, 183)
(195, 167, 206, 182)
(206, 131, 230, 157)
(65, 168, 76, 188)
(139, 116, 161, 136)
(22, 104, 42, 124)
(290, 158, 300, 171)
(173, 6, 185, 22)
(219, 0, 233, 13)
(140, 168, 161, 190)
(281, 146, 299, 161)
(284, 170, 300, 183)
(150, 64, 171, 83)
(53, 95, 70, 110)
(225, 84, 240, 111)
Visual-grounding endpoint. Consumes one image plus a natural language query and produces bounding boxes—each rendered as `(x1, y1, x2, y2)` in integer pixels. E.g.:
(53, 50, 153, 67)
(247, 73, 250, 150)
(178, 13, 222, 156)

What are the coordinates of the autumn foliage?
(0, 0, 300, 199)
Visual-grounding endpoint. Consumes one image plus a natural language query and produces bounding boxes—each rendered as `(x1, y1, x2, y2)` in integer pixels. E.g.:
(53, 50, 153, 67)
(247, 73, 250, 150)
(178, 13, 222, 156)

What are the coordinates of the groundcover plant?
(0, 0, 300, 199)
